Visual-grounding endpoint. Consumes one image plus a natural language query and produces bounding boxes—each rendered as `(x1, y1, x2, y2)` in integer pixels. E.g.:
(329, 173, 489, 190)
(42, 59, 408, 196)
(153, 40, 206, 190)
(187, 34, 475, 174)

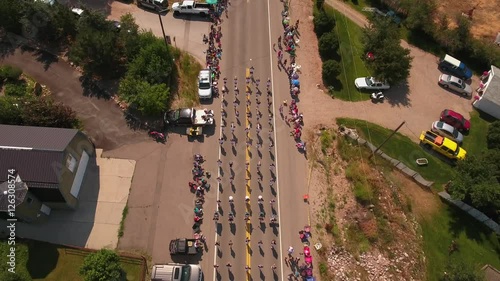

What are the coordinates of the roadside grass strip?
(327, 6, 371, 101)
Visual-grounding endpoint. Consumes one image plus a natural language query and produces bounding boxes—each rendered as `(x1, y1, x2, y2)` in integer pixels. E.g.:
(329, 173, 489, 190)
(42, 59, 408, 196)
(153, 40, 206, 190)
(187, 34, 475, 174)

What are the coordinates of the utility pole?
(158, 12, 168, 48)
(369, 121, 406, 160)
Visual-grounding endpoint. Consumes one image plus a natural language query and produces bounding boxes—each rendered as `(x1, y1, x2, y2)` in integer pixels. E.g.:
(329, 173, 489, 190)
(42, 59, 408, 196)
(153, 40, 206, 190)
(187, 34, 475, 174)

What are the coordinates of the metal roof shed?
(473, 65, 500, 119)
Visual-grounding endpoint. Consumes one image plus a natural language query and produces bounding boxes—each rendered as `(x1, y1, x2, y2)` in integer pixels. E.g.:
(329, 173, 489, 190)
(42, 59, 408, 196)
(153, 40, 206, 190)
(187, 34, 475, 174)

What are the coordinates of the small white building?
(473, 65, 500, 119)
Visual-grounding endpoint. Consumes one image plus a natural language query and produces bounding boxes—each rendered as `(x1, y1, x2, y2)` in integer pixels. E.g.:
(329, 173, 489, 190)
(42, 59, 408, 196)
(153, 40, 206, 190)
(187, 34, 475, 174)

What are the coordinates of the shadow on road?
(384, 81, 411, 107)
(173, 13, 212, 22)
(19, 46, 59, 70)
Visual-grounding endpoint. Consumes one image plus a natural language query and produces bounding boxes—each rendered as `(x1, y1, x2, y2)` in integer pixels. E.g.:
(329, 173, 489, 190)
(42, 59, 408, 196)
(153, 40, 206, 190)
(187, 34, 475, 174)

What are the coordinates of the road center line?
(245, 67, 252, 281)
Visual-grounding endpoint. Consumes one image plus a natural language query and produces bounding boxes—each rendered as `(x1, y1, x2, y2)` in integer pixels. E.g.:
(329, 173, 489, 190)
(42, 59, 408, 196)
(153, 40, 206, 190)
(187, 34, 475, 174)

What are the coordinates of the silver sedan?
(431, 121, 464, 144)
(438, 74, 472, 97)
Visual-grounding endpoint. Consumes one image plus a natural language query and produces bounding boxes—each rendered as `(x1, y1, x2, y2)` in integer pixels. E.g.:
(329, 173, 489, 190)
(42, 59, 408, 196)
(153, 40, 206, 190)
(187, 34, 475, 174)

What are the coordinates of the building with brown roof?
(0, 124, 94, 223)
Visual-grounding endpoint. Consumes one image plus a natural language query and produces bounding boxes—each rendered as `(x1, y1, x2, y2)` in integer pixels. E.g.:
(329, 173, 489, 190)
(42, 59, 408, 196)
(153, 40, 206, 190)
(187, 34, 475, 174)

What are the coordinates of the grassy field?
(170, 48, 202, 108)
(420, 199, 500, 281)
(337, 117, 456, 186)
(462, 110, 494, 155)
(317, 3, 371, 101)
(0, 240, 144, 281)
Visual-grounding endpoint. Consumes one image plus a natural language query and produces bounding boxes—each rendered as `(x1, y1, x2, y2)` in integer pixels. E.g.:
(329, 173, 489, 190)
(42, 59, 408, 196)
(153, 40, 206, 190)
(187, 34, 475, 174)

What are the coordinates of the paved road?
(206, 1, 309, 280)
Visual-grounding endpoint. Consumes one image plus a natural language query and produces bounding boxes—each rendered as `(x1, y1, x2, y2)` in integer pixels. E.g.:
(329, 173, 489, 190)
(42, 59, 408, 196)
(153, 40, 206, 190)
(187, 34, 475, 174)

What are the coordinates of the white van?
(151, 264, 202, 281)
(198, 69, 212, 99)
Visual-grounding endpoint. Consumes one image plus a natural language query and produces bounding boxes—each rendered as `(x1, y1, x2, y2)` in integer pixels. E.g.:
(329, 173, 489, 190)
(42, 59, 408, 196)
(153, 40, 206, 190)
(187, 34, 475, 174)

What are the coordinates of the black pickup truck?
(164, 108, 214, 126)
(169, 238, 200, 255)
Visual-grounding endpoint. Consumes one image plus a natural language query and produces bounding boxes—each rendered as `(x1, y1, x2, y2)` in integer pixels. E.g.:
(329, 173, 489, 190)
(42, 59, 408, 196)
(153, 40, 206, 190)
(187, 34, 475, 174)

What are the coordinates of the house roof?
(0, 124, 78, 151)
(0, 149, 64, 184)
(483, 65, 500, 106)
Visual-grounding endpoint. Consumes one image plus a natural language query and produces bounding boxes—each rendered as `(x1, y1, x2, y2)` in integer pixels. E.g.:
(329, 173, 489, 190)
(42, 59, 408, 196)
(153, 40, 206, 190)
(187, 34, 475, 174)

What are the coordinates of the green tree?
(0, 0, 23, 35)
(126, 38, 174, 85)
(80, 249, 123, 281)
(487, 121, 500, 150)
(20, 97, 80, 128)
(362, 17, 412, 85)
(313, 11, 335, 37)
(0, 97, 23, 125)
(362, 16, 400, 54)
(318, 32, 339, 60)
(322, 60, 341, 86)
(69, 10, 121, 76)
(402, 0, 436, 35)
(370, 42, 412, 84)
(131, 81, 170, 115)
(441, 258, 485, 281)
(0, 65, 23, 81)
(450, 155, 500, 211)
(117, 13, 141, 62)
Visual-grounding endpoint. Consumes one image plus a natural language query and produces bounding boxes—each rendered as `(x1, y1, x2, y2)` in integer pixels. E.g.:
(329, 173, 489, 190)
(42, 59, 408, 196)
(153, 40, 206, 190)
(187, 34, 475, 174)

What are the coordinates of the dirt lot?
(435, 1, 500, 41)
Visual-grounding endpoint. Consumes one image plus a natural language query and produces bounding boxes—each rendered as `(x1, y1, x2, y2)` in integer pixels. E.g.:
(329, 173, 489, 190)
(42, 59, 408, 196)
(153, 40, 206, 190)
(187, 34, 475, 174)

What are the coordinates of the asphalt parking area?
(110, 131, 219, 264)
(0, 149, 135, 249)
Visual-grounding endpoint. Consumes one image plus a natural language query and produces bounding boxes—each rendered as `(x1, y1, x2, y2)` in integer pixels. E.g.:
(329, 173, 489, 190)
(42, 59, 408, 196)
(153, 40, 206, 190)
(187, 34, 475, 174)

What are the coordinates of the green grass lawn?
(420, 199, 500, 281)
(337, 117, 457, 186)
(462, 110, 494, 156)
(0, 240, 143, 281)
(319, 4, 371, 101)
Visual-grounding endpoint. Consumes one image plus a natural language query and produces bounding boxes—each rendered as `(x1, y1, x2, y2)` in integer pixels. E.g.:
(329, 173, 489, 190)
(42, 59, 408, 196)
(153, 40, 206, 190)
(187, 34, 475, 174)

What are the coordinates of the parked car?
(438, 54, 473, 80)
(354, 77, 390, 90)
(419, 130, 467, 161)
(137, 0, 168, 12)
(440, 109, 470, 132)
(198, 69, 212, 99)
(172, 0, 213, 16)
(438, 74, 472, 97)
(431, 121, 464, 144)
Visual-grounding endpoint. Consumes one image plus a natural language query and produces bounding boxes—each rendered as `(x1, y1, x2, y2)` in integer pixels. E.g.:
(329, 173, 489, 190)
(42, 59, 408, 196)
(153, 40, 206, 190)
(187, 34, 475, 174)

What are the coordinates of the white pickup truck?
(172, 0, 213, 16)
(151, 264, 202, 281)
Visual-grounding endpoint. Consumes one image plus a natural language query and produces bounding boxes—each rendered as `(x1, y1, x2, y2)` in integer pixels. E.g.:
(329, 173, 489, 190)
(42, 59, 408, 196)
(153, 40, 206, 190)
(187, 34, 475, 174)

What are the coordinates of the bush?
(4, 82, 27, 96)
(313, 11, 335, 37)
(79, 249, 123, 281)
(354, 181, 373, 205)
(322, 60, 341, 85)
(319, 262, 328, 276)
(0, 65, 22, 81)
(316, 0, 325, 10)
(318, 32, 339, 60)
(487, 121, 500, 150)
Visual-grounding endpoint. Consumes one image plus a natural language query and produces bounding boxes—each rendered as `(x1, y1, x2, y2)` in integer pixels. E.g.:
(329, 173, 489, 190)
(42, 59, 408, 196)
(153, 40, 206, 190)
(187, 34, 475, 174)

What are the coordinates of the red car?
(440, 109, 470, 132)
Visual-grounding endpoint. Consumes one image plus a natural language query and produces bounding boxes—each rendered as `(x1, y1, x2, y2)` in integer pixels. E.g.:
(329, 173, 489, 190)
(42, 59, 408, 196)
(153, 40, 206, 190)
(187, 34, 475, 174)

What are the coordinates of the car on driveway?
(438, 54, 473, 80)
(137, 0, 168, 12)
(354, 77, 390, 90)
(431, 121, 464, 144)
(419, 130, 467, 161)
(438, 74, 472, 97)
(440, 109, 470, 132)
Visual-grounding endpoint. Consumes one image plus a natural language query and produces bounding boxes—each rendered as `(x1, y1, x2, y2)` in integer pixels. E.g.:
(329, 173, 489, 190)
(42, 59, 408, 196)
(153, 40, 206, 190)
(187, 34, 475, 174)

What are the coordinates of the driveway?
(1, 48, 150, 150)
(0, 149, 135, 249)
(292, 0, 476, 141)
(109, 1, 209, 62)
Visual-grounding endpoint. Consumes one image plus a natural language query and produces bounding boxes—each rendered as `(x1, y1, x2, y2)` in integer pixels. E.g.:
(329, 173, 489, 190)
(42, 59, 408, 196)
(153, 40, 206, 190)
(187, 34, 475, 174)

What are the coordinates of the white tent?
(473, 65, 500, 119)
